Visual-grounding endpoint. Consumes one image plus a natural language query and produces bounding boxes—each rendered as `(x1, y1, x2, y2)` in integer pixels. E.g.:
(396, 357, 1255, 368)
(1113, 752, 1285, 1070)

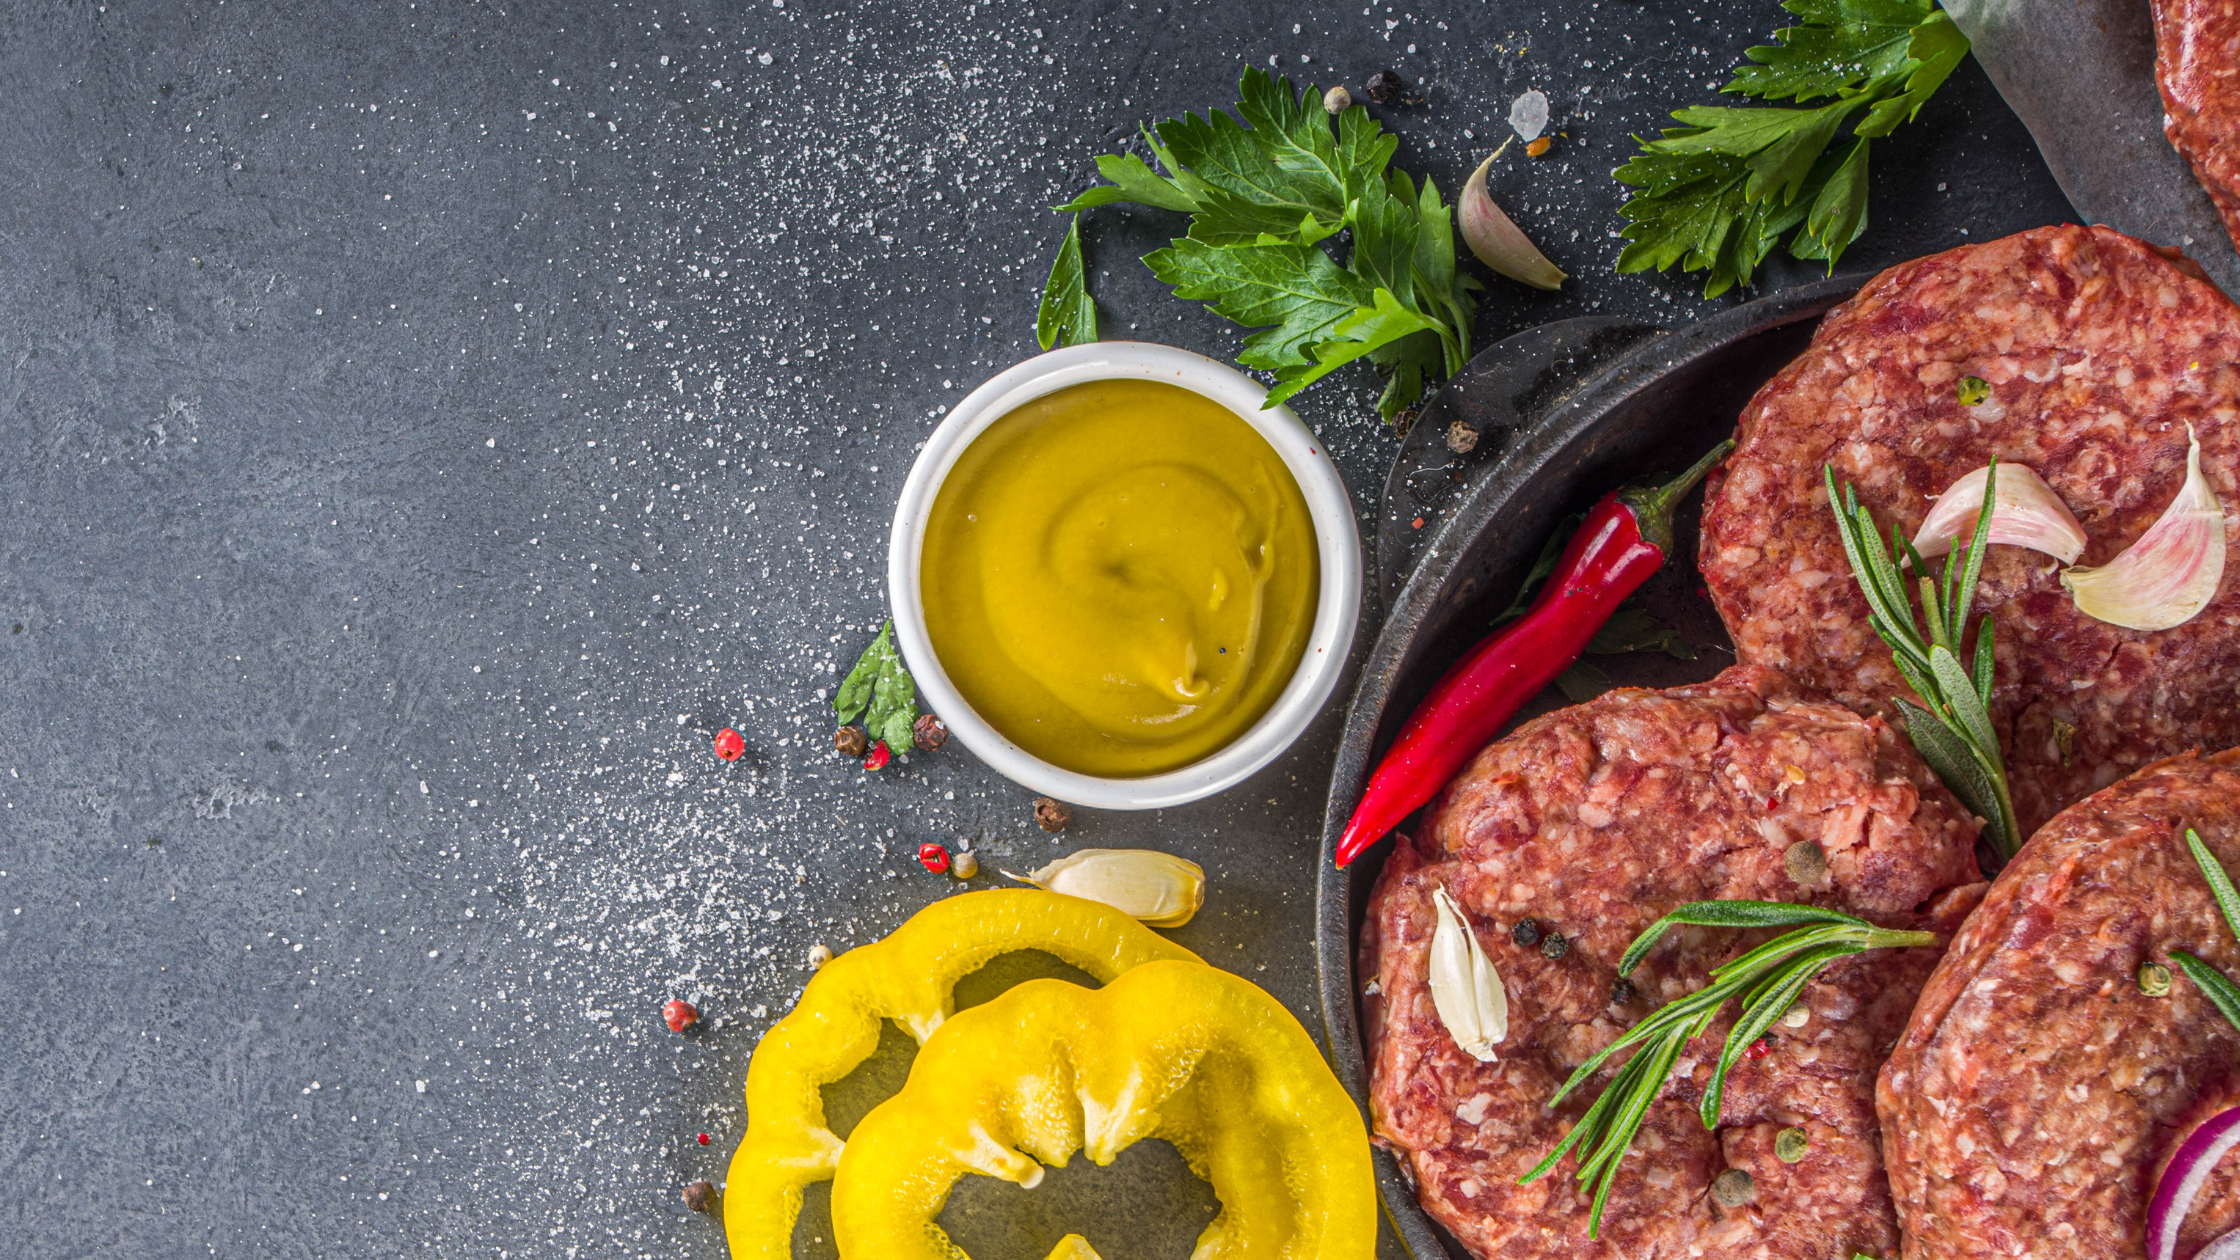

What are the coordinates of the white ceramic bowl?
(888, 342, 1363, 809)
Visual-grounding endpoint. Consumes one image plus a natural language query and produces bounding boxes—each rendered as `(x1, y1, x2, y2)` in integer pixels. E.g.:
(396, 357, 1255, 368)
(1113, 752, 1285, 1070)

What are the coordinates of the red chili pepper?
(1746, 1033, 1777, 1060)
(917, 842, 950, 874)
(697, 1132, 711, 1145)
(662, 999, 699, 1033)
(713, 728, 745, 762)
(1334, 440, 1735, 868)
(862, 740, 891, 771)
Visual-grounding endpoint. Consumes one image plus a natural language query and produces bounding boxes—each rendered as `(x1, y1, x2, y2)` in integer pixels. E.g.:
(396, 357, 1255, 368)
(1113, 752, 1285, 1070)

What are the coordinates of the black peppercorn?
(1610, 976, 1636, 1005)
(1510, 917, 1541, 947)
(912, 713, 950, 751)
(682, 1180, 719, 1213)
(1541, 931, 1569, 960)
(1364, 69, 1405, 105)
(833, 725, 868, 758)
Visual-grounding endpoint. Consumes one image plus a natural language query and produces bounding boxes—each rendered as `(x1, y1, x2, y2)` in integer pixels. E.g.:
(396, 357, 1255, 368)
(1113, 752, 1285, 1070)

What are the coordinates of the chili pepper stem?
(1616, 439, 1735, 554)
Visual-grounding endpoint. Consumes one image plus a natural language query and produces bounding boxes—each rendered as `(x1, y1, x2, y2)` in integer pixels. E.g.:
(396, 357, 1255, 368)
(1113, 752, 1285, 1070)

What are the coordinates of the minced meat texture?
(1360, 665, 1984, 1259)
(1699, 224, 2240, 838)
(1879, 749, 2240, 1260)
(2154, 0, 2240, 253)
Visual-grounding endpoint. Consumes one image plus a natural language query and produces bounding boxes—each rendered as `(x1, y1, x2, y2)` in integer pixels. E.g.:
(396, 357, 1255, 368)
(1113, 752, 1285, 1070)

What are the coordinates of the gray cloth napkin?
(1945, 0, 2240, 296)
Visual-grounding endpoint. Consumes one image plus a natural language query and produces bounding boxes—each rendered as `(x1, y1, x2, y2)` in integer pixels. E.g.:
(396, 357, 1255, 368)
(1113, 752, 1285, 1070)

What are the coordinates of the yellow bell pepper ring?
(722, 889, 1201, 1260)
(831, 959, 1377, 1260)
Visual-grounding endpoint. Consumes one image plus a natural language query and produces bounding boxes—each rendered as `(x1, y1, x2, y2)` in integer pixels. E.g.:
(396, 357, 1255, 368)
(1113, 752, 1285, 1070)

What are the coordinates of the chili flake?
(918, 842, 951, 874)
(663, 999, 700, 1033)
(862, 740, 892, 771)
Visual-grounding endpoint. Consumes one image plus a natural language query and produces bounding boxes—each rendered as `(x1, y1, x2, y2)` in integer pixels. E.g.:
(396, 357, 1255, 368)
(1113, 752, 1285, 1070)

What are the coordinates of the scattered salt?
(1509, 89, 1550, 142)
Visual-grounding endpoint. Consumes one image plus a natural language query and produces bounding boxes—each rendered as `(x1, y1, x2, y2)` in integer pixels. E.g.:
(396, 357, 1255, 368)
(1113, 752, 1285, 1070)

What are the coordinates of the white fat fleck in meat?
(1455, 1093, 1494, 1126)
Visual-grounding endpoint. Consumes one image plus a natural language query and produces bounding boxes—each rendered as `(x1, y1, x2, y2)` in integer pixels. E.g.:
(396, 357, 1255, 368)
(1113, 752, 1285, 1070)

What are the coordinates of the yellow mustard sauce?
(921, 378, 1320, 777)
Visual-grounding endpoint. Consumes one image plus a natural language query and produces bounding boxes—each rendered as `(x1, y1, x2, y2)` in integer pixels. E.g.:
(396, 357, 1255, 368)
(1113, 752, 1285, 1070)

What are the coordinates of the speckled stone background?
(0, 2, 2071, 1257)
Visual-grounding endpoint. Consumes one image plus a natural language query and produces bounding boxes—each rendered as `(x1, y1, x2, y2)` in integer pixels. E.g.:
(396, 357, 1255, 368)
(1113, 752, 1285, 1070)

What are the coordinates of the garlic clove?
(2063, 427, 2228, 631)
(1912, 462, 2087, 564)
(1459, 151, 1566, 291)
(1428, 886, 1506, 1062)
(1043, 1237, 1105, 1260)
(1009, 849, 1205, 927)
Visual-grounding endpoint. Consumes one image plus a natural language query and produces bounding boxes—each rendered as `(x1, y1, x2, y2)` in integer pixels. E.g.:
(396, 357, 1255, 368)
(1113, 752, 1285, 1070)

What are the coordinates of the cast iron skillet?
(1315, 274, 1864, 1259)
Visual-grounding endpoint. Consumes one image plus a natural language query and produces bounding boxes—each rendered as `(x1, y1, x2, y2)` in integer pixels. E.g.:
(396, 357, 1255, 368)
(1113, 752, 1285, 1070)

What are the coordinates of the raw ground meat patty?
(1359, 665, 1984, 1259)
(1700, 224, 2240, 839)
(1879, 749, 2240, 1260)
(2154, 0, 2240, 252)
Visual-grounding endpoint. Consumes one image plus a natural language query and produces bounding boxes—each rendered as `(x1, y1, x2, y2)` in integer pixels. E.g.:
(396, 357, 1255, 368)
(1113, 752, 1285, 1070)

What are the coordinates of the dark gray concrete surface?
(0, 2, 2071, 1257)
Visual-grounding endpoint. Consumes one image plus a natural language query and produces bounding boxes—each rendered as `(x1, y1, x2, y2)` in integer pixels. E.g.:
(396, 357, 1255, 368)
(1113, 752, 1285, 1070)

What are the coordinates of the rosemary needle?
(2172, 828, 2240, 1033)
(1825, 460, 2020, 861)
(1522, 900, 1931, 1238)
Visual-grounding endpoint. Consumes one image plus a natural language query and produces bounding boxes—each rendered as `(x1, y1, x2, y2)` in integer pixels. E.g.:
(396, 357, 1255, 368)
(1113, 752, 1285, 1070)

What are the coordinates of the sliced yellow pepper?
(723, 889, 1200, 1260)
(831, 959, 1376, 1260)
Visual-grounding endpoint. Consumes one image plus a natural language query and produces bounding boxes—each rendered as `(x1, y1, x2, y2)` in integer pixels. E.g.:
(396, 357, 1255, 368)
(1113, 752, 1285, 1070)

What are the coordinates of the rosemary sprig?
(1824, 460, 2020, 860)
(1521, 900, 1932, 1237)
(2172, 828, 2240, 1031)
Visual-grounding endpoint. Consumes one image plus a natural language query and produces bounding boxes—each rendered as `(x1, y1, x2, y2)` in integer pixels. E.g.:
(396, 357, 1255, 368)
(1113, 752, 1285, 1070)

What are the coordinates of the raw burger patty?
(1700, 224, 2240, 838)
(1880, 749, 2240, 1260)
(1360, 665, 1984, 1260)
(2155, 0, 2240, 252)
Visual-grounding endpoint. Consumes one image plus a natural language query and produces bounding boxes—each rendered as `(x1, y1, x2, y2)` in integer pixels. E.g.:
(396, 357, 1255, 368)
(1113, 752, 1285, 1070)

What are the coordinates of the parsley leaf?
(1144, 237, 1370, 370)
(835, 620, 919, 757)
(1036, 215, 1098, 351)
(1046, 68, 1478, 421)
(1615, 0, 1966, 297)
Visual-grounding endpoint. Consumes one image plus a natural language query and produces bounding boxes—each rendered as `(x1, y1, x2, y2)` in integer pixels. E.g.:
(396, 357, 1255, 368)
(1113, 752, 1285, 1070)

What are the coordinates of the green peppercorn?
(1710, 1167, 1755, 1208)
(1785, 840, 1828, 886)
(1775, 1126, 1809, 1163)
(2140, 961, 2174, 997)
(1956, 375, 1990, 406)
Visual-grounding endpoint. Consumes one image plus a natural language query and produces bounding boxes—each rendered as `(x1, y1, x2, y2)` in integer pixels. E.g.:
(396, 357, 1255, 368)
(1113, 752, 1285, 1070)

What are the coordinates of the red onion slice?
(2151, 1104, 2240, 1260)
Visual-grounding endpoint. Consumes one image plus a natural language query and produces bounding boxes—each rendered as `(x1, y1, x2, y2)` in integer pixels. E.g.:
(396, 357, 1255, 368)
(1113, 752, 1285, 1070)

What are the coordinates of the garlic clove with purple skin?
(2062, 427, 2227, 631)
(1428, 886, 1506, 1062)
(1912, 462, 2087, 564)
(1459, 150, 1566, 291)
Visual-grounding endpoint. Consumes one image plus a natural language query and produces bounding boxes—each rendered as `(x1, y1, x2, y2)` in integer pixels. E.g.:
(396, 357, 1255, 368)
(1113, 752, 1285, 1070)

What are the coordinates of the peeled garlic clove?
(1912, 462, 2087, 564)
(2062, 427, 2227, 631)
(1460, 152, 1566, 291)
(1012, 849, 1205, 927)
(1429, 886, 1506, 1062)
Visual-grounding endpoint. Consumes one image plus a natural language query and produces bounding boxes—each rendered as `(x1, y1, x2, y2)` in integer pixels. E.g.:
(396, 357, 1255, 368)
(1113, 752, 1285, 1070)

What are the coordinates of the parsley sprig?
(1615, 0, 1969, 297)
(1825, 460, 2020, 860)
(835, 619, 919, 758)
(2173, 828, 2240, 1030)
(1040, 68, 1481, 422)
(1522, 900, 1934, 1236)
